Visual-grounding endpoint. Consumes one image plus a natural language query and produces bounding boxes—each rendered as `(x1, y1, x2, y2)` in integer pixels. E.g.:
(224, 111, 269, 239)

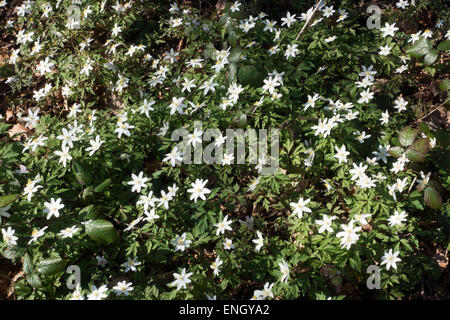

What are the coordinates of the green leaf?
(238, 65, 264, 87)
(424, 187, 442, 210)
(407, 37, 431, 58)
(228, 47, 242, 63)
(439, 79, 450, 91)
(3, 246, 26, 260)
(227, 28, 237, 47)
(405, 148, 425, 162)
(239, 113, 248, 129)
(27, 273, 42, 289)
(388, 146, 404, 158)
(85, 219, 120, 245)
(424, 49, 438, 66)
(409, 138, 430, 154)
(93, 179, 112, 193)
(23, 254, 33, 275)
(72, 160, 90, 186)
(398, 126, 418, 147)
(0, 194, 20, 207)
(37, 258, 67, 276)
(437, 40, 450, 51)
(228, 63, 237, 82)
(418, 122, 432, 135)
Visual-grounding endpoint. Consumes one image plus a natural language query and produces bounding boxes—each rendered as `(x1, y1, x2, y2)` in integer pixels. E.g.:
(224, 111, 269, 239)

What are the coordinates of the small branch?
(295, 1, 324, 41)
(415, 98, 449, 123)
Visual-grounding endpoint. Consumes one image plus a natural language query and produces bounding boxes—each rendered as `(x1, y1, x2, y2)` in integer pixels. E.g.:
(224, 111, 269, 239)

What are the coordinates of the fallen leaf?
(8, 123, 29, 141)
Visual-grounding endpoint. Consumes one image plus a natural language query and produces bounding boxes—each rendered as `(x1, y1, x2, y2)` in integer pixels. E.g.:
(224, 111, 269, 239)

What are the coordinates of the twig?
(407, 176, 417, 194)
(415, 98, 450, 123)
(295, 1, 324, 41)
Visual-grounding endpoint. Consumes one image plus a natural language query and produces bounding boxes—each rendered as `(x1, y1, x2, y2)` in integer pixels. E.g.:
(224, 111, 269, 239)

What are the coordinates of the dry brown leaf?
(8, 123, 29, 141)
(216, 0, 227, 10)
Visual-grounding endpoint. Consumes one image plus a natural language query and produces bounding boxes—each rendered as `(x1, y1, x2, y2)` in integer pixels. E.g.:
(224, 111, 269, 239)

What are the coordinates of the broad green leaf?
(238, 65, 264, 87)
(406, 37, 431, 58)
(409, 138, 430, 154)
(405, 148, 425, 162)
(227, 28, 237, 47)
(388, 146, 404, 158)
(228, 47, 242, 63)
(228, 63, 237, 82)
(424, 187, 442, 210)
(239, 113, 248, 129)
(27, 273, 42, 289)
(23, 253, 33, 275)
(0, 194, 20, 207)
(424, 49, 438, 66)
(72, 160, 89, 186)
(418, 122, 432, 135)
(398, 126, 418, 147)
(439, 79, 450, 91)
(37, 258, 67, 276)
(437, 40, 450, 51)
(85, 219, 120, 245)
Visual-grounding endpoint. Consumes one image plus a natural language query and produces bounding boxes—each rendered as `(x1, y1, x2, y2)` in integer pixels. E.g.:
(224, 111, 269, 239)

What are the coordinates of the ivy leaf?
(85, 219, 120, 245)
(0, 194, 20, 207)
(424, 187, 442, 210)
(398, 126, 418, 147)
(37, 258, 67, 276)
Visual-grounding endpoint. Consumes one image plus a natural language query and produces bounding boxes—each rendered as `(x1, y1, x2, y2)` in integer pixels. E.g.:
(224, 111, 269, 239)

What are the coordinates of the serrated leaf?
(398, 126, 418, 147)
(0, 194, 20, 207)
(410, 138, 430, 154)
(405, 148, 425, 162)
(388, 146, 404, 158)
(37, 258, 66, 276)
(85, 219, 120, 245)
(27, 273, 42, 288)
(424, 49, 438, 66)
(424, 187, 442, 210)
